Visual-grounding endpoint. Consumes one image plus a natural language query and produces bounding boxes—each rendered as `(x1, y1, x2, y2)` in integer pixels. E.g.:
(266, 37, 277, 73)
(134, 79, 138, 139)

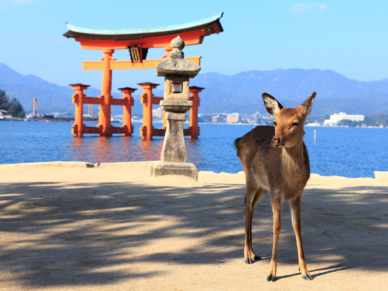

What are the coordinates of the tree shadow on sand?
(0, 180, 387, 287)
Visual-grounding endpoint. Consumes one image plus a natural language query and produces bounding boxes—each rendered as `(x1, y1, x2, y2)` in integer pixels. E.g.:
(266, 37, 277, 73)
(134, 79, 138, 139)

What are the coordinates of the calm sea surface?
(1, 121, 387, 178)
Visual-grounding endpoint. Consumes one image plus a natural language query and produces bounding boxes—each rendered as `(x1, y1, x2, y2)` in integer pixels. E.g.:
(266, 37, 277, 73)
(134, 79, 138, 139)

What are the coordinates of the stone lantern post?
(151, 36, 201, 180)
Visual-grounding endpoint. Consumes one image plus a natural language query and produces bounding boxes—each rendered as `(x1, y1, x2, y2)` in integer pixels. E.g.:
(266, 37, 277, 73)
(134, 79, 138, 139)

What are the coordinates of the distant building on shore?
(227, 113, 239, 123)
(324, 112, 364, 126)
(0, 109, 12, 119)
(253, 111, 261, 122)
(212, 115, 224, 123)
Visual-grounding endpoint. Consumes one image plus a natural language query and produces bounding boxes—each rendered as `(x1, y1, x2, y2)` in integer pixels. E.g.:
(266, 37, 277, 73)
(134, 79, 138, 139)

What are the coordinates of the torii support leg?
(99, 49, 115, 137)
(70, 83, 90, 137)
(139, 82, 159, 140)
(119, 87, 136, 137)
(188, 86, 204, 139)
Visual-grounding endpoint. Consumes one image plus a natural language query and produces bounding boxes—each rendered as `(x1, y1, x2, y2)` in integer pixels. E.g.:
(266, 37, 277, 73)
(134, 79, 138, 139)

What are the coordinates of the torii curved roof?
(63, 13, 223, 41)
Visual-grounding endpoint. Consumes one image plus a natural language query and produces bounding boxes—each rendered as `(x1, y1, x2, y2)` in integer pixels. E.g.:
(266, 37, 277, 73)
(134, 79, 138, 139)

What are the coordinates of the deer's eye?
(273, 122, 277, 126)
(292, 123, 299, 127)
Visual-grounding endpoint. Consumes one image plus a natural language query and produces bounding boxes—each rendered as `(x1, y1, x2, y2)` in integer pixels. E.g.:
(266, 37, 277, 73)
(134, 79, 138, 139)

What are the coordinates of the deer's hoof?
(266, 275, 277, 282)
(302, 274, 313, 281)
(245, 255, 260, 264)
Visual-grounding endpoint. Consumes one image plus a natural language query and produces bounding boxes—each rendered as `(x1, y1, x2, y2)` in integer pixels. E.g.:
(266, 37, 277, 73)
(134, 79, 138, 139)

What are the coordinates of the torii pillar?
(139, 82, 159, 140)
(99, 48, 115, 137)
(118, 87, 136, 136)
(71, 83, 90, 137)
(189, 86, 204, 139)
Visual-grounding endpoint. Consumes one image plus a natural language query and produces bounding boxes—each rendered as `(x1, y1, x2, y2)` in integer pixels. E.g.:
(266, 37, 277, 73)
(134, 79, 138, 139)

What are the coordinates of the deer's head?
(262, 92, 316, 148)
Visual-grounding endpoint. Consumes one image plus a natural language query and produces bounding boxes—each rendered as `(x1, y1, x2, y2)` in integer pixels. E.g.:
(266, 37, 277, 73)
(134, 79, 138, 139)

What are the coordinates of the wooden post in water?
(70, 83, 90, 137)
(188, 86, 204, 139)
(118, 87, 137, 137)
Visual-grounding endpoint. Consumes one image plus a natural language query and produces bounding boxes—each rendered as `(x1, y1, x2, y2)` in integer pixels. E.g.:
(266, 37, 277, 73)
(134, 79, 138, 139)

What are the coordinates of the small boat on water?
(306, 122, 321, 127)
(111, 116, 120, 123)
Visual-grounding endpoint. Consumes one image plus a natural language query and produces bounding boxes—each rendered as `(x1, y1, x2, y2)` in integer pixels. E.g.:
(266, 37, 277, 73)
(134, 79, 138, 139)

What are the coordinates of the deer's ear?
(299, 92, 317, 116)
(262, 93, 284, 117)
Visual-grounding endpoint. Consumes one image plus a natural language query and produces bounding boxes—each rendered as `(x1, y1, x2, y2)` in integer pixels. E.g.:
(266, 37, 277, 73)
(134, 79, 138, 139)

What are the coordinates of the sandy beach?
(0, 162, 387, 290)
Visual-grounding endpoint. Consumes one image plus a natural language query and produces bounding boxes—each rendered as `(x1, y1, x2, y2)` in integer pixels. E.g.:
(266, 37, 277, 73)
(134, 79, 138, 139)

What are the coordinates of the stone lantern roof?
(156, 36, 201, 78)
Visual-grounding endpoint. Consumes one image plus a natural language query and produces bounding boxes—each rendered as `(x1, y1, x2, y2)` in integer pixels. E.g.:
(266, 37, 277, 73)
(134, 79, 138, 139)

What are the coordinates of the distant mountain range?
(1, 62, 388, 116)
(191, 70, 388, 116)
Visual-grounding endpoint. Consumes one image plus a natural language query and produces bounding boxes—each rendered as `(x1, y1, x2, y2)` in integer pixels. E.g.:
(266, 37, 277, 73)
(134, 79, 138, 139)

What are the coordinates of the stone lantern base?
(151, 161, 198, 180)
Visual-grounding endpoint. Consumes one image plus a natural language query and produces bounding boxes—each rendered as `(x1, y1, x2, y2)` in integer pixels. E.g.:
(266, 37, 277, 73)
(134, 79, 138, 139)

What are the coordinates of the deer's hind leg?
(244, 184, 266, 264)
(290, 196, 313, 280)
(267, 197, 282, 282)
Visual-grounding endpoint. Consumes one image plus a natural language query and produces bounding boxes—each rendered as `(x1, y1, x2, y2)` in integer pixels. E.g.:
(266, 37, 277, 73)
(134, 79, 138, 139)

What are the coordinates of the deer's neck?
(274, 143, 309, 197)
(280, 142, 307, 176)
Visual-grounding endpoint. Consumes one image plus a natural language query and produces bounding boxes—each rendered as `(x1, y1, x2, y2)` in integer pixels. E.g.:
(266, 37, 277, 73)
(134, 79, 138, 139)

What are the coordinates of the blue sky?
(0, 0, 387, 93)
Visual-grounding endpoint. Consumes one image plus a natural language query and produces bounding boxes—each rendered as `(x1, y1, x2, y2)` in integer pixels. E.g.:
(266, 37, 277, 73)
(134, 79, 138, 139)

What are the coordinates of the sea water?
(0, 121, 387, 178)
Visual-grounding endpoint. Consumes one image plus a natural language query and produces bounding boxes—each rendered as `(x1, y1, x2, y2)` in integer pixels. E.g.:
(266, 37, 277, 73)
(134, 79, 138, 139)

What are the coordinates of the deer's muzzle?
(272, 138, 281, 147)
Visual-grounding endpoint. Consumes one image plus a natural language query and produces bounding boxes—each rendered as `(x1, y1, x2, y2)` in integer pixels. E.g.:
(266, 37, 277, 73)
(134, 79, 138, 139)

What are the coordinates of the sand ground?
(0, 162, 387, 290)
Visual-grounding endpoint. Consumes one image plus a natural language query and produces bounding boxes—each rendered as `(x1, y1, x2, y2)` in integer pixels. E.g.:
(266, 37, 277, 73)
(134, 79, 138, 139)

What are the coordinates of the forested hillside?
(0, 90, 25, 117)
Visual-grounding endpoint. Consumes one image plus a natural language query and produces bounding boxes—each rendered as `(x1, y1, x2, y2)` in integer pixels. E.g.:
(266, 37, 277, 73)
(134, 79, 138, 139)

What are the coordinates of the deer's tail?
(234, 137, 242, 157)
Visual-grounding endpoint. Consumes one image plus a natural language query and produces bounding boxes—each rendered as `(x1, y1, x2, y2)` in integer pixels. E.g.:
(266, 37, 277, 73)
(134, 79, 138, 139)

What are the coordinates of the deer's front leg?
(267, 197, 282, 282)
(244, 188, 266, 264)
(290, 196, 313, 280)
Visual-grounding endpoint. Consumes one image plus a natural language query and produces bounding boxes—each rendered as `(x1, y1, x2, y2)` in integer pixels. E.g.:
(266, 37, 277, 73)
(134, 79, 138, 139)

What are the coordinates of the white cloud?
(290, 3, 328, 14)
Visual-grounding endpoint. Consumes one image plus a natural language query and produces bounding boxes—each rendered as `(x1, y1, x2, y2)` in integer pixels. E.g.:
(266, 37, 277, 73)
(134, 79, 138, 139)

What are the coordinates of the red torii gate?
(64, 13, 223, 138)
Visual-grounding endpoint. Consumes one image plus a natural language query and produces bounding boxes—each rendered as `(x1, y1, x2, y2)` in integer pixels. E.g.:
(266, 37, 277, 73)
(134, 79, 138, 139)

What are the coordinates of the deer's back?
(235, 126, 274, 173)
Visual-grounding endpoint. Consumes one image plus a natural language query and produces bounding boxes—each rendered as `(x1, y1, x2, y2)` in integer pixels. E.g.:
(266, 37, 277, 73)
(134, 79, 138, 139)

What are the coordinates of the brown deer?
(234, 92, 316, 282)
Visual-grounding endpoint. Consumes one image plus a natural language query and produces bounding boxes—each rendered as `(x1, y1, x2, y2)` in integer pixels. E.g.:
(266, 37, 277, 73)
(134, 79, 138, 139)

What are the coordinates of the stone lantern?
(151, 36, 201, 180)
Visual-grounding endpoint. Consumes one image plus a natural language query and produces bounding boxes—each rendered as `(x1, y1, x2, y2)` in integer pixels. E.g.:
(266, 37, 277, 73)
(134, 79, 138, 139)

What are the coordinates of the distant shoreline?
(1, 118, 386, 129)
